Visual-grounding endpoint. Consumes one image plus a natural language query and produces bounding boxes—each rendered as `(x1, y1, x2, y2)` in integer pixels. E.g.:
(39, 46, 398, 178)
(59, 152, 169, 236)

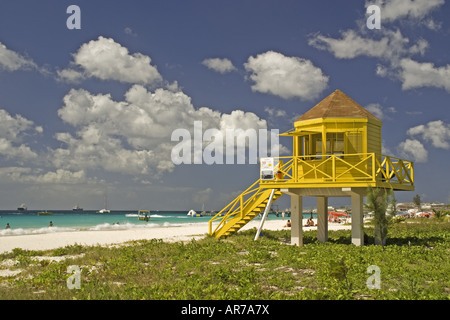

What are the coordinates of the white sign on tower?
(260, 157, 274, 180)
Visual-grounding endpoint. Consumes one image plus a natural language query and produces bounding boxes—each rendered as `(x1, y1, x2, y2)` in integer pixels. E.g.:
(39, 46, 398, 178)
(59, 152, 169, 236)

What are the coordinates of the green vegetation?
(365, 187, 396, 246)
(413, 194, 421, 209)
(432, 208, 450, 221)
(0, 220, 449, 300)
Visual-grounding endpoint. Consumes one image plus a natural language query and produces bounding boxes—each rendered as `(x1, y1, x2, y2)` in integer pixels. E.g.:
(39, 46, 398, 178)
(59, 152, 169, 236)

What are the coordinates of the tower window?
(326, 132, 344, 155)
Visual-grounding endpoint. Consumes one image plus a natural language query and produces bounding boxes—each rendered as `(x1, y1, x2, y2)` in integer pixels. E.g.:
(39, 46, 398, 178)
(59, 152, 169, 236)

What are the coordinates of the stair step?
(211, 187, 283, 239)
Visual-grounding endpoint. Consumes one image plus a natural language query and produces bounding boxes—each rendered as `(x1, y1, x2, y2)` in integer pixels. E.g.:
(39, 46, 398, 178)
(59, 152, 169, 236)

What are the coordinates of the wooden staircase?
(209, 179, 282, 239)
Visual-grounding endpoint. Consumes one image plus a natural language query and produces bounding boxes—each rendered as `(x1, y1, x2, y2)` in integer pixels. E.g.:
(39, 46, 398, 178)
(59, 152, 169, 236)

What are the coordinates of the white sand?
(0, 218, 351, 254)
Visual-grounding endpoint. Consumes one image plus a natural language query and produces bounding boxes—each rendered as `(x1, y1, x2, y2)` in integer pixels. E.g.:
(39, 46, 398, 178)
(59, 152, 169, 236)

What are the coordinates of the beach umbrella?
(417, 212, 433, 218)
(328, 211, 348, 217)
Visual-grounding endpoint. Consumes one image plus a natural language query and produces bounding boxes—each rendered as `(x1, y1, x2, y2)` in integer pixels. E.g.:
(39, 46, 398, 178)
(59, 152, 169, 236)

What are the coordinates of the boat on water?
(137, 210, 150, 221)
(17, 203, 27, 211)
(38, 211, 53, 216)
(187, 209, 202, 217)
(72, 205, 83, 212)
(97, 193, 110, 213)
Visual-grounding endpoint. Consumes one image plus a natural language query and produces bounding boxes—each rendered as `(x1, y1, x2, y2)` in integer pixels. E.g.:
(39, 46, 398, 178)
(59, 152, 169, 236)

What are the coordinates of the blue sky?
(0, 0, 449, 210)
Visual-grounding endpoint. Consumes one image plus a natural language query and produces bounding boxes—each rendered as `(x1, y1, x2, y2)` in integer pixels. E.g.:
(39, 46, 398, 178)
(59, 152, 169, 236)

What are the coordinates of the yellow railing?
(375, 155, 414, 186)
(209, 178, 266, 236)
(260, 153, 413, 187)
(209, 153, 413, 236)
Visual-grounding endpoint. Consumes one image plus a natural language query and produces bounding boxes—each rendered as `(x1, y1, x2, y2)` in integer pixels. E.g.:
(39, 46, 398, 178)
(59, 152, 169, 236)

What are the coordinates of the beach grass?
(0, 219, 449, 300)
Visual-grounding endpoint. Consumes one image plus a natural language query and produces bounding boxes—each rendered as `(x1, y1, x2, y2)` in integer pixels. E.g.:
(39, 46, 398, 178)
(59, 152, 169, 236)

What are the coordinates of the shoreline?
(0, 219, 351, 254)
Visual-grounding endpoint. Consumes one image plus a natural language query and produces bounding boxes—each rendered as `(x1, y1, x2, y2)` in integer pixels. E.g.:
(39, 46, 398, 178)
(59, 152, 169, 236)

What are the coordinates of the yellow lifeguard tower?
(209, 89, 414, 246)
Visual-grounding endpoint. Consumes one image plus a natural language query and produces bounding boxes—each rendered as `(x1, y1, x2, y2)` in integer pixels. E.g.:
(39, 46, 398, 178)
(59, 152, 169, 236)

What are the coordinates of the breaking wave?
(0, 221, 189, 237)
(124, 214, 173, 218)
(0, 226, 76, 236)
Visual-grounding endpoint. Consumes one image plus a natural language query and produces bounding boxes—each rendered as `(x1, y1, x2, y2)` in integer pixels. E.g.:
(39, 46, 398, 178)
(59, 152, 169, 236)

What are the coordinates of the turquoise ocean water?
(0, 210, 296, 237)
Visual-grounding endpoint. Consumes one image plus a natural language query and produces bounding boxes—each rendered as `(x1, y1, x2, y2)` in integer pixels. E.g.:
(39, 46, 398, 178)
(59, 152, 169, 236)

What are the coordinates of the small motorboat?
(38, 211, 53, 216)
(72, 205, 83, 211)
(137, 210, 150, 221)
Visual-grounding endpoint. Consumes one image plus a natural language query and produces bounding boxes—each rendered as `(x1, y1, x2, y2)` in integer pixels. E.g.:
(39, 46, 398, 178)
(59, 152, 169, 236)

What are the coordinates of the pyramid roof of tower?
(295, 89, 381, 122)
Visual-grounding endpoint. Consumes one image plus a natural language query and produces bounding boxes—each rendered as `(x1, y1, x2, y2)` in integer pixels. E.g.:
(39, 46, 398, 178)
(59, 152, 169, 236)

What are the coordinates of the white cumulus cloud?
(264, 107, 287, 118)
(0, 109, 40, 160)
(399, 58, 450, 92)
(58, 36, 162, 85)
(244, 51, 328, 100)
(367, 0, 444, 23)
(309, 29, 428, 62)
(365, 103, 396, 120)
(53, 85, 269, 176)
(0, 167, 95, 184)
(309, 1, 445, 91)
(398, 120, 450, 164)
(0, 139, 37, 160)
(56, 68, 85, 84)
(0, 42, 37, 72)
(202, 58, 236, 74)
(398, 138, 428, 163)
(407, 120, 450, 149)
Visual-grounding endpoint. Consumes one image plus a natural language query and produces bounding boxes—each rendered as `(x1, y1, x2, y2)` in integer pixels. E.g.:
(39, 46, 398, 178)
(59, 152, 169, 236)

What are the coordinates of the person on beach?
(49, 221, 53, 227)
(305, 218, 314, 227)
(284, 220, 291, 228)
(5, 223, 10, 229)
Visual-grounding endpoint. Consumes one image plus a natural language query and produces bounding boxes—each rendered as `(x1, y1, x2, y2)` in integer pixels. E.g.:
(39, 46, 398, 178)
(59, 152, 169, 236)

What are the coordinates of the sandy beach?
(0, 218, 351, 254)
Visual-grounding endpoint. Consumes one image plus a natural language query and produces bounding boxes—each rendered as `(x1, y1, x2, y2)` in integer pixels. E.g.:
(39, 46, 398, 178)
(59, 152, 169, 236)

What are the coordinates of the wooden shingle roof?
(295, 89, 381, 122)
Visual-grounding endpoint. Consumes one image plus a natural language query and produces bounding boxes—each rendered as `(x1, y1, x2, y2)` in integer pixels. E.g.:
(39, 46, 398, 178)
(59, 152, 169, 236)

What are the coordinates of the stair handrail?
(209, 178, 265, 235)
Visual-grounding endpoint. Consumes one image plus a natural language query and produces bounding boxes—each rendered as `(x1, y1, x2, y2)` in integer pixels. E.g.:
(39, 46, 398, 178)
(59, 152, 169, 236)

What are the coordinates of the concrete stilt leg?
(317, 196, 328, 243)
(351, 190, 364, 246)
(290, 194, 303, 246)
